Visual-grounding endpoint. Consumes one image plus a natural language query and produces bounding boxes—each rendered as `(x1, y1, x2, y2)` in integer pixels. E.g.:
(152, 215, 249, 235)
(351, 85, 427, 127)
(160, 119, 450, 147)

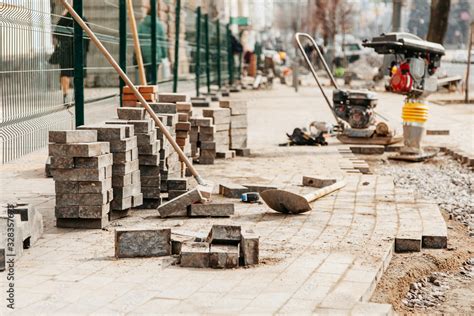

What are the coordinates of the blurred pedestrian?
(137, 7, 169, 83)
(49, 5, 89, 104)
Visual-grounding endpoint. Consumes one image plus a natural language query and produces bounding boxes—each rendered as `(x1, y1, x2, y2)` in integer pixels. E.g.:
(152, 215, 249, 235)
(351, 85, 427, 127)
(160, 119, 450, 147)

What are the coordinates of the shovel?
(260, 180, 346, 214)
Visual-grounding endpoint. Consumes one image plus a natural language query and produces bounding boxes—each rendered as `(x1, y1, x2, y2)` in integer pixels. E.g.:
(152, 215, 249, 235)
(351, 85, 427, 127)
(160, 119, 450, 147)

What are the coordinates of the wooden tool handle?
(126, 0, 147, 85)
(303, 180, 346, 203)
(60, 0, 205, 185)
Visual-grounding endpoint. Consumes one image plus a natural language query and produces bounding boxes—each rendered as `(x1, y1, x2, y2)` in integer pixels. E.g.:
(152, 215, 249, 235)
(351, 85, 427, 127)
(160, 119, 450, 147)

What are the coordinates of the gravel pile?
(402, 258, 473, 309)
(379, 156, 474, 235)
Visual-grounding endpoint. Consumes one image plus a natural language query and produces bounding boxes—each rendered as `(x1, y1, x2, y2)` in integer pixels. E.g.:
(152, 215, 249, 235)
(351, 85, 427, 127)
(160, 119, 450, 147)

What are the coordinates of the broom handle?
(60, 0, 205, 185)
(126, 0, 147, 85)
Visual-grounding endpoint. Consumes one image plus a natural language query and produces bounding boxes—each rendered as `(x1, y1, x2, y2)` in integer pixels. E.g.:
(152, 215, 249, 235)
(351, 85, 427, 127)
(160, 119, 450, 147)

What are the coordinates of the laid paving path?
(1, 84, 451, 315)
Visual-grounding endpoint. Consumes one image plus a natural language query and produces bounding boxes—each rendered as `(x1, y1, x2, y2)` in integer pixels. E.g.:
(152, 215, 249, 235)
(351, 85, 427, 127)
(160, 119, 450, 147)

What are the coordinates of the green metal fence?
(0, 0, 236, 164)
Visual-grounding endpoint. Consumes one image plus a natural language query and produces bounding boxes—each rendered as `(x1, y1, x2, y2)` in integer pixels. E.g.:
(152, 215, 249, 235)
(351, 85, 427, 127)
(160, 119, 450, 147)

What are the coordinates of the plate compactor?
(295, 33, 402, 145)
(363, 32, 445, 161)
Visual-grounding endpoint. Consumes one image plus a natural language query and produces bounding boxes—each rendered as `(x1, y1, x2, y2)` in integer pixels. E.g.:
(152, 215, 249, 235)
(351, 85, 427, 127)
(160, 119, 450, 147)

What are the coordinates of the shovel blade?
(260, 189, 311, 214)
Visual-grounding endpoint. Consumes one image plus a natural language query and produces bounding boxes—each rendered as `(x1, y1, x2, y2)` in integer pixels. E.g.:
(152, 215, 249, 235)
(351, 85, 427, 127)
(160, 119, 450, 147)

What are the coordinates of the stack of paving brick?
(203, 108, 234, 159)
(48, 130, 113, 229)
(190, 117, 216, 164)
(107, 108, 162, 209)
(149, 99, 182, 194)
(121, 85, 157, 107)
(220, 100, 250, 156)
(179, 225, 259, 269)
(154, 93, 193, 177)
(79, 122, 142, 218)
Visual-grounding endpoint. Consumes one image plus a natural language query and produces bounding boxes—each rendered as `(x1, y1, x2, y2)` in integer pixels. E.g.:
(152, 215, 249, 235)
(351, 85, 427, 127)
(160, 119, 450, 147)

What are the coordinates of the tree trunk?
(426, 0, 451, 44)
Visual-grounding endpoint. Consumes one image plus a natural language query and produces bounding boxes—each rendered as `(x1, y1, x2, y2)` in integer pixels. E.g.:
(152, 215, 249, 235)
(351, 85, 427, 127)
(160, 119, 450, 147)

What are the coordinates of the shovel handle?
(126, 0, 147, 85)
(303, 180, 346, 203)
(60, 0, 205, 185)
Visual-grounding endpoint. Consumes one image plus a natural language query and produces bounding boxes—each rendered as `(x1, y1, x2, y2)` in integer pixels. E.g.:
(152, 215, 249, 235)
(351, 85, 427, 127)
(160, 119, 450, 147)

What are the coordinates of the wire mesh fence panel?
(0, 0, 74, 164)
(0, 0, 234, 164)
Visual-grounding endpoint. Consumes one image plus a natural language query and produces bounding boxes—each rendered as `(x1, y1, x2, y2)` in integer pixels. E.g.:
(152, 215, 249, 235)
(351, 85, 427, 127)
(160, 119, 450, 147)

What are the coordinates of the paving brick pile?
(121, 85, 157, 107)
(154, 93, 193, 177)
(79, 123, 142, 219)
(48, 130, 113, 229)
(220, 99, 249, 156)
(203, 108, 232, 158)
(189, 117, 216, 164)
(106, 109, 162, 209)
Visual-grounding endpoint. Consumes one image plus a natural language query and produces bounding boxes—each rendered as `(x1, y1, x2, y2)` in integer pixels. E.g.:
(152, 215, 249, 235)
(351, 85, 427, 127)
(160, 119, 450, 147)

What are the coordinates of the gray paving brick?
(207, 225, 241, 245)
(115, 228, 171, 258)
(180, 242, 210, 268)
(219, 183, 248, 198)
(49, 142, 110, 157)
(49, 130, 97, 143)
(188, 203, 234, 217)
(158, 92, 188, 103)
(117, 107, 148, 120)
(209, 244, 239, 269)
(240, 232, 259, 266)
(158, 188, 203, 217)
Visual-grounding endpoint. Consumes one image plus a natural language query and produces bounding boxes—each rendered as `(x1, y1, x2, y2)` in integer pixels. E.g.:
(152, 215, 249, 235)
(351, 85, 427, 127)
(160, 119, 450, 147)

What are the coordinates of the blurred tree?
(408, 0, 429, 38)
(427, 0, 451, 44)
(446, 0, 471, 46)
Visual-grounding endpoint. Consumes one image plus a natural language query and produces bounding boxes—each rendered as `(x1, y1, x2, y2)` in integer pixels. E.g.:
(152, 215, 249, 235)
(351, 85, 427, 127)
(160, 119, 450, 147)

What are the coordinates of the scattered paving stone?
(207, 225, 241, 245)
(242, 184, 277, 193)
(426, 130, 450, 135)
(115, 228, 171, 258)
(158, 188, 203, 218)
(188, 203, 234, 217)
(209, 244, 239, 269)
(180, 242, 210, 268)
(302, 176, 337, 188)
(240, 232, 259, 266)
(219, 183, 248, 198)
(234, 148, 251, 156)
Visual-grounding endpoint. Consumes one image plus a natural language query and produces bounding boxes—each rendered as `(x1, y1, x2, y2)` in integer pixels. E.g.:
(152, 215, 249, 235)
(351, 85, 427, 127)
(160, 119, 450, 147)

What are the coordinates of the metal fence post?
(226, 23, 233, 85)
(216, 20, 221, 90)
(119, 0, 127, 106)
(73, 0, 84, 126)
(172, 0, 181, 92)
(150, 0, 157, 85)
(195, 7, 201, 97)
(204, 14, 210, 94)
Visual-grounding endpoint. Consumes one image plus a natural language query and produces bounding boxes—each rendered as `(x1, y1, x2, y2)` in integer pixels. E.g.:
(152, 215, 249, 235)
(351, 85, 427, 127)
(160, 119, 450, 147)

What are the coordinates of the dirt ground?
(367, 154, 474, 314)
